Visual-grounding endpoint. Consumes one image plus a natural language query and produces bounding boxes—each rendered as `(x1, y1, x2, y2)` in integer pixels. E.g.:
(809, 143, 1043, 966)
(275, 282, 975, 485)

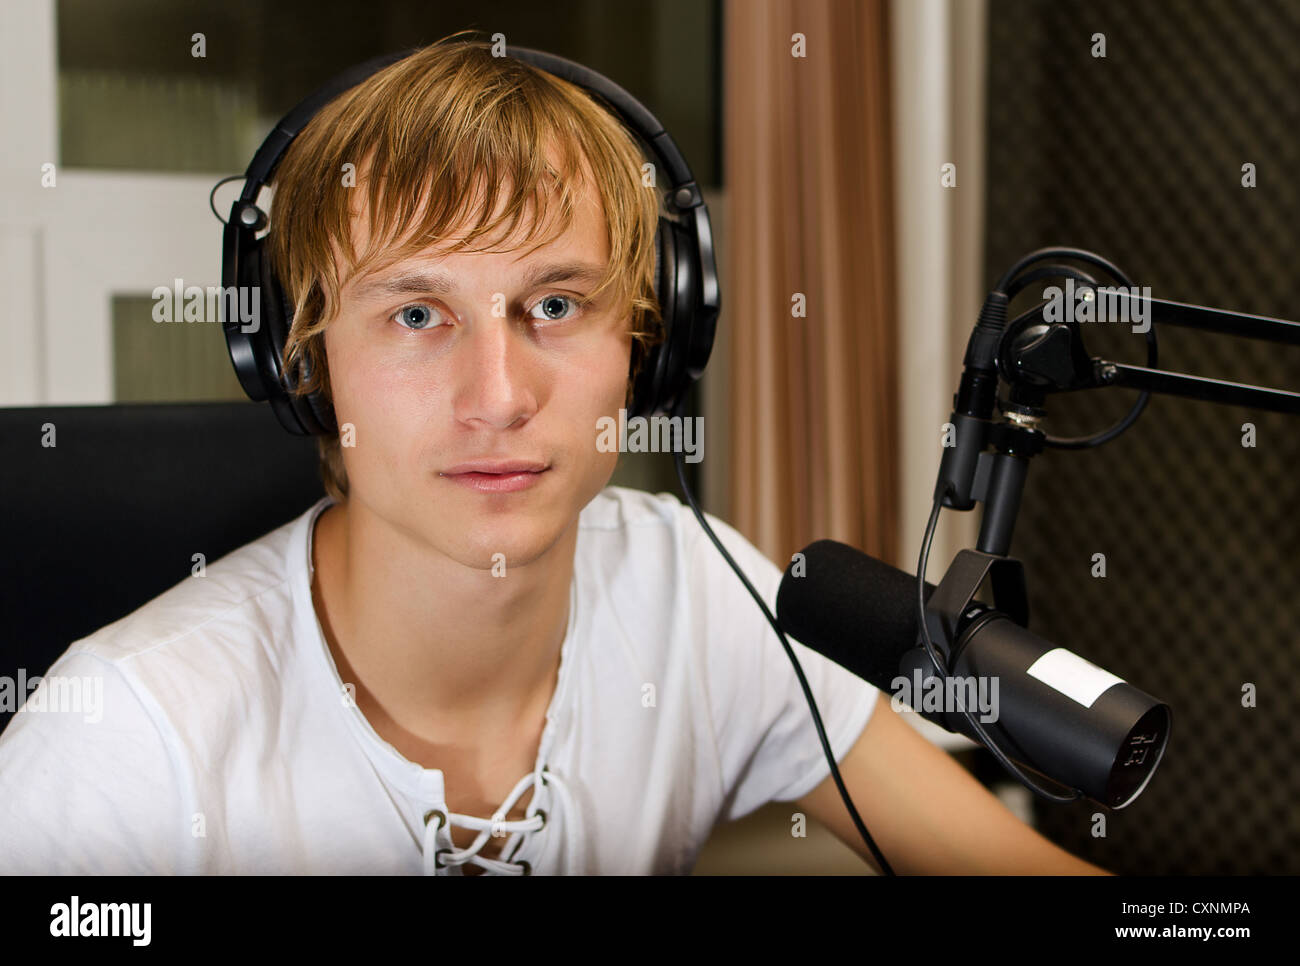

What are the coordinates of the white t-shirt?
(0, 485, 878, 875)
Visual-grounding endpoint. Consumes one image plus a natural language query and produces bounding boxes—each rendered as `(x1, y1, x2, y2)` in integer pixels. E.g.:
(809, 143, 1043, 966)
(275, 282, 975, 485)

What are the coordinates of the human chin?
(436, 501, 569, 571)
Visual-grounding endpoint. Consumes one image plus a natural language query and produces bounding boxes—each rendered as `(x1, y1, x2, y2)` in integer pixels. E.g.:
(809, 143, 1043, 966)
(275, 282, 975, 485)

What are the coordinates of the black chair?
(0, 402, 324, 734)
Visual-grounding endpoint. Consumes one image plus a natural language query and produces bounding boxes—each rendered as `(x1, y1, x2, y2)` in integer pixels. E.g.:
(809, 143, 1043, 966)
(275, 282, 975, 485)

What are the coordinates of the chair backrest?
(0, 402, 324, 734)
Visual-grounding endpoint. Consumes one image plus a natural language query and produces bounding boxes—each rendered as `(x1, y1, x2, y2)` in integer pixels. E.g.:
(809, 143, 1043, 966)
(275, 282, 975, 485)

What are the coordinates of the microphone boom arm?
(1002, 290, 1300, 413)
(910, 247, 1299, 809)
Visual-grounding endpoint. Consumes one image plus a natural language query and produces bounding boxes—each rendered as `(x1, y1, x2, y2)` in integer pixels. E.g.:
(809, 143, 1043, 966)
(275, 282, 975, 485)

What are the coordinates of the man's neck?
(309, 498, 576, 750)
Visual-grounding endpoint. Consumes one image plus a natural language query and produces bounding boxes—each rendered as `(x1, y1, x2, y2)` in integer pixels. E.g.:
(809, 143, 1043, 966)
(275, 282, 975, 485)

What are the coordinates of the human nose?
(449, 311, 539, 430)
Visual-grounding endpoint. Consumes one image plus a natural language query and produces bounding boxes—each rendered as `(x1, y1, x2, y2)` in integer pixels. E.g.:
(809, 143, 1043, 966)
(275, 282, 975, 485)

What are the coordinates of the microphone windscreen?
(776, 540, 936, 691)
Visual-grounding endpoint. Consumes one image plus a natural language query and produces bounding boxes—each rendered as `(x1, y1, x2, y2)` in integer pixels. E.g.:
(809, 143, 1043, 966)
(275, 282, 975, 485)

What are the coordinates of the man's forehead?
(346, 191, 603, 255)
(339, 162, 610, 293)
(349, 258, 609, 301)
(345, 138, 603, 234)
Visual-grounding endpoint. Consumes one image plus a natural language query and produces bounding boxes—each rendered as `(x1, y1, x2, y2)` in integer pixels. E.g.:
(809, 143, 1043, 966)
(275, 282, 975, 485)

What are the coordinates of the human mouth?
(439, 460, 550, 494)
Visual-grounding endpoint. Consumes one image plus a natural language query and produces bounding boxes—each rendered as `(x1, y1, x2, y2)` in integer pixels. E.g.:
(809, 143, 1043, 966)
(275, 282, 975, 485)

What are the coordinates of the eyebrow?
(351, 262, 608, 301)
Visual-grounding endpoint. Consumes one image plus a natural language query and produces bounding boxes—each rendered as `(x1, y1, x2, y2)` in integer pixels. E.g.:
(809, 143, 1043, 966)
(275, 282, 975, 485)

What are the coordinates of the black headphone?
(220, 44, 719, 437)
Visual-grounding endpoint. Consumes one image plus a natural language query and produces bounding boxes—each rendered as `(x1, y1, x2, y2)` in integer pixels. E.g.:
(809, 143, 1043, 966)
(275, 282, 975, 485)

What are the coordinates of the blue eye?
(530, 295, 579, 322)
(393, 303, 441, 330)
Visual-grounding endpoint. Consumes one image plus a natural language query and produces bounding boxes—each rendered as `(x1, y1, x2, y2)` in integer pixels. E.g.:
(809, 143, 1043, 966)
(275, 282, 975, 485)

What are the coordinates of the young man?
(0, 37, 1106, 875)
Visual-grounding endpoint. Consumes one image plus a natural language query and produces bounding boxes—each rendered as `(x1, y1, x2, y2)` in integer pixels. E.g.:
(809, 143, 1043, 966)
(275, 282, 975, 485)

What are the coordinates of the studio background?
(1, 0, 1294, 874)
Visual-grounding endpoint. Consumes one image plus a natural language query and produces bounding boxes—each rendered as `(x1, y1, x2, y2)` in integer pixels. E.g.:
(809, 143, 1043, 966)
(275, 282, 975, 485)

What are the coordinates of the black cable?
(667, 393, 895, 876)
(1046, 383, 1151, 449)
(1003, 263, 1100, 301)
(917, 482, 1080, 804)
(994, 246, 1126, 294)
(208, 174, 245, 225)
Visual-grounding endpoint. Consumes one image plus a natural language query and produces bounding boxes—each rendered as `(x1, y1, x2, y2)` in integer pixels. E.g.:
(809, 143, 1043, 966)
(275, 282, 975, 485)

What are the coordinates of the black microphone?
(776, 539, 1171, 809)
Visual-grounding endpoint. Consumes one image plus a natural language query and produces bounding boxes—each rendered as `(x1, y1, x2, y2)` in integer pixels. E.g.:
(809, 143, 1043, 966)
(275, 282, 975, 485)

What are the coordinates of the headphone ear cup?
(297, 343, 338, 436)
(629, 219, 676, 418)
(257, 244, 333, 436)
(655, 217, 702, 418)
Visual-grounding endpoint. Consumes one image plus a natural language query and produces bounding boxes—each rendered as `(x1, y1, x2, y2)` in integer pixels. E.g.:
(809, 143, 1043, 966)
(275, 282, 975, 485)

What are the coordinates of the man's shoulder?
(64, 507, 310, 673)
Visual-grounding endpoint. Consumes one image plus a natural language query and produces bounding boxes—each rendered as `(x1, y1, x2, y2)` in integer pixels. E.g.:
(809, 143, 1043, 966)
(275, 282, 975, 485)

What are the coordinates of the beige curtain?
(724, 0, 898, 566)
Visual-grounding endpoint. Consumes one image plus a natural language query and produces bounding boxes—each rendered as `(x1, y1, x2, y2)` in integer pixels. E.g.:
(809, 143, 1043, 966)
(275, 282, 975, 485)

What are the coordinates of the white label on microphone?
(1025, 648, 1124, 708)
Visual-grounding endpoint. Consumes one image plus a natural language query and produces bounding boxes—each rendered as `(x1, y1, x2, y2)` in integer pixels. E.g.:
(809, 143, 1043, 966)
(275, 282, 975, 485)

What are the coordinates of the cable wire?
(667, 392, 895, 876)
(917, 483, 1080, 804)
(208, 173, 245, 225)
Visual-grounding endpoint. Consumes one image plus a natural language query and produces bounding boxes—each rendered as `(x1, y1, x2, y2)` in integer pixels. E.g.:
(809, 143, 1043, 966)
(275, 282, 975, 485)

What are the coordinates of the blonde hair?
(267, 31, 664, 502)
